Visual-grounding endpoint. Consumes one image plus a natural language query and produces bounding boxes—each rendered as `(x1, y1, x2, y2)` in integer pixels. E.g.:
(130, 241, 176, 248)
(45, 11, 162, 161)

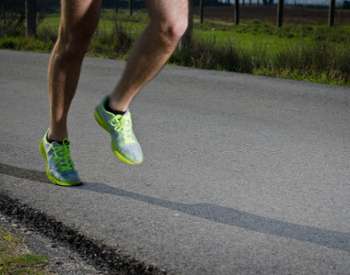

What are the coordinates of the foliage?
(91, 19, 133, 57)
(0, 36, 51, 51)
(0, 0, 25, 36)
(0, 9, 349, 85)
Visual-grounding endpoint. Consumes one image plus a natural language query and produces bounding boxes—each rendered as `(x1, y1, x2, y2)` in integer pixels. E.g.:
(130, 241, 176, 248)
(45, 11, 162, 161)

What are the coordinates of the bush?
(271, 42, 350, 84)
(37, 24, 57, 45)
(0, 36, 51, 51)
(112, 22, 133, 54)
(171, 37, 350, 85)
(171, 39, 254, 73)
(172, 38, 271, 74)
(91, 21, 133, 58)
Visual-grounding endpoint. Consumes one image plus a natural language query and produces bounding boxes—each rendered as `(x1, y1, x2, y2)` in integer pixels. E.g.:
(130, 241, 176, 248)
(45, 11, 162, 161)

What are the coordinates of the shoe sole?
(94, 110, 142, 166)
(39, 141, 82, 187)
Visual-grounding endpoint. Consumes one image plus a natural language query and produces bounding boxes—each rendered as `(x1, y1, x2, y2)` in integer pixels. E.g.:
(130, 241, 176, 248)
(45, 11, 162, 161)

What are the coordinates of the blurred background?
(1, 0, 349, 85)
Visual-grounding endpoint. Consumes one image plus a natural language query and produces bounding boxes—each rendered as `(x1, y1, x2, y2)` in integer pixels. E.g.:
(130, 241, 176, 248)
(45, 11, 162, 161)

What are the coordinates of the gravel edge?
(0, 193, 167, 275)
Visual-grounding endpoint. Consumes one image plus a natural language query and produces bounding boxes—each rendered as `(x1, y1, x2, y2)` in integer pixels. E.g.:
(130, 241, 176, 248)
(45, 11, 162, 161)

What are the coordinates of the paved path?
(0, 50, 349, 275)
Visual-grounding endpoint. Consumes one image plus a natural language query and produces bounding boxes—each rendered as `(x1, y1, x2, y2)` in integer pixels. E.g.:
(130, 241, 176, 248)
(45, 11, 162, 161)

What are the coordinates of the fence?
(0, 0, 348, 38)
(198, 0, 341, 26)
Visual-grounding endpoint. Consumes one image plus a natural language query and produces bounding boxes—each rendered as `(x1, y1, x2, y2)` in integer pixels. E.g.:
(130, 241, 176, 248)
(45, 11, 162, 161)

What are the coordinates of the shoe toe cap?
(63, 172, 81, 183)
(52, 170, 81, 184)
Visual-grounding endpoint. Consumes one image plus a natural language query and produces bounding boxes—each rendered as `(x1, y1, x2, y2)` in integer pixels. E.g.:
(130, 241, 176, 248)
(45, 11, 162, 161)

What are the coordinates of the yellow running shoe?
(39, 131, 81, 187)
(94, 97, 143, 165)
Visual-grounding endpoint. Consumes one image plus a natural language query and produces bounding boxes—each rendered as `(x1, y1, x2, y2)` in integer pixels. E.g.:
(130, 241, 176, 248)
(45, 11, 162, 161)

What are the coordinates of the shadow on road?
(1, 162, 349, 253)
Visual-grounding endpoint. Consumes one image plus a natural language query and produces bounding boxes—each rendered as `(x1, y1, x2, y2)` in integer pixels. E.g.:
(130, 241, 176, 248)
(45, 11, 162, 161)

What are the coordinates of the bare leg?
(109, 0, 189, 112)
(48, 0, 102, 141)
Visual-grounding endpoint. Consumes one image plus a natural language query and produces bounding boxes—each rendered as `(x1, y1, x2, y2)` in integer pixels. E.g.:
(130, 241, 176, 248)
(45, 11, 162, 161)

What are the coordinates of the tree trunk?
(25, 0, 37, 37)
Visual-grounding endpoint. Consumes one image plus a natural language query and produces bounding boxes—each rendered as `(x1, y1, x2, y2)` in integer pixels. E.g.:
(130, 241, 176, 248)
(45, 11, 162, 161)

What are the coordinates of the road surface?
(0, 50, 349, 275)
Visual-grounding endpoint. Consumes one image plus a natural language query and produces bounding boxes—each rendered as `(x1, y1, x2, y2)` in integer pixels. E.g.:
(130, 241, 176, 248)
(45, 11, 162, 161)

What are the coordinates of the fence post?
(277, 0, 284, 27)
(328, 0, 335, 26)
(200, 0, 204, 24)
(178, 0, 193, 50)
(25, 0, 37, 37)
(115, 0, 119, 14)
(129, 0, 134, 16)
(234, 0, 240, 25)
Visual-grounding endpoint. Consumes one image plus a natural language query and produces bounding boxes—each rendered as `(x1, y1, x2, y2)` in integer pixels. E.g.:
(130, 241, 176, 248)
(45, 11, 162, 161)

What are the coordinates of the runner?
(39, 0, 189, 186)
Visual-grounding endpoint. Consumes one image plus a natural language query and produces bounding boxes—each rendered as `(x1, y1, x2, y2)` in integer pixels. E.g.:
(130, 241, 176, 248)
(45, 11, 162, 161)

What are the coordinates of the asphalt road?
(0, 50, 349, 275)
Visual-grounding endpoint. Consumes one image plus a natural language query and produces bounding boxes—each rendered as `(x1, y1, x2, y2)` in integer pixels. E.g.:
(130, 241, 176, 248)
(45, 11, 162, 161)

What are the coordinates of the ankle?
(106, 96, 128, 114)
(47, 129, 68, 143)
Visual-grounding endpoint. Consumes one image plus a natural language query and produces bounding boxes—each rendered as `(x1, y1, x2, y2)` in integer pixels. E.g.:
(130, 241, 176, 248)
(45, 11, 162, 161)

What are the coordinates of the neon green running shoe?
(94, 97, 143, 165)
(39, 131, 81, 187)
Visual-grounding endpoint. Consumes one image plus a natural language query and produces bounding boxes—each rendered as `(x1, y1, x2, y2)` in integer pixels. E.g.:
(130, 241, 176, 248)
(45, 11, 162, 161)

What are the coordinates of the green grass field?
(1, 9, 349, 85)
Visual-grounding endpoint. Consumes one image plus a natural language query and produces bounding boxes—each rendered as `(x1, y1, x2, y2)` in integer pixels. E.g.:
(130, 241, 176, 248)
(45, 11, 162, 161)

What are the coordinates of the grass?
(0, 226, 49, 275)
(1, 9, 349, 85)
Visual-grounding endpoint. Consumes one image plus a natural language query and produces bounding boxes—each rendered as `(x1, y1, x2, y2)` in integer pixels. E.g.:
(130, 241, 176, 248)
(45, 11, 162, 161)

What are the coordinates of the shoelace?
(110, 115, 134, 144)
(51, 141, 74, 172)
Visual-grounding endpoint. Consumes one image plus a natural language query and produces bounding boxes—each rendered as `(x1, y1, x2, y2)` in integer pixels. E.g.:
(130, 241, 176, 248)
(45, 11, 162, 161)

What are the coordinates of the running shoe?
(39, 131, 81, 186)
(94, 97, 143, 165)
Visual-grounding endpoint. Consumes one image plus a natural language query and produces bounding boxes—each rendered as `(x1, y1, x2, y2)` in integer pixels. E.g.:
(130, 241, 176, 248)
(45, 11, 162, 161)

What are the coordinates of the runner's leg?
(48, 0, 102, 141)
(109, 0, 189, 111)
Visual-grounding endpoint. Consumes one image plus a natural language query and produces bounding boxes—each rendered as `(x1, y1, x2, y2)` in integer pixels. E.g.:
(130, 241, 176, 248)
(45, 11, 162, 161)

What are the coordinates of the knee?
(166, 20, 188, 42)
(153, 18, 188, 48)
(55, 28, 94, 60)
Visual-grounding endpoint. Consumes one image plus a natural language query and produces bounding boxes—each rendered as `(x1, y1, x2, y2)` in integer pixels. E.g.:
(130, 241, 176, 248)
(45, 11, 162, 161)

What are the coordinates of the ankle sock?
(46, 134, 64, 145)
(104, 97, 126, 116)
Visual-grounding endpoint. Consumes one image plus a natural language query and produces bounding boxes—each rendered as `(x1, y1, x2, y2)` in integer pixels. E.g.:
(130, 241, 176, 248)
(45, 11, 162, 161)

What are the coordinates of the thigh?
(59, 0, 102, 38)
(146, 0, 188, 23)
